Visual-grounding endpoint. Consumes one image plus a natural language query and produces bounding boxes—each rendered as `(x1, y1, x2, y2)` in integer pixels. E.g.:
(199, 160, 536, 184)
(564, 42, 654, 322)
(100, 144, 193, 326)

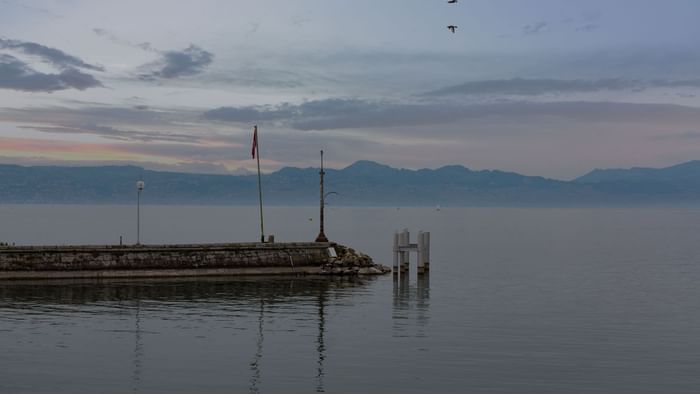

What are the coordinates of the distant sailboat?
(436, 204, 441, 211)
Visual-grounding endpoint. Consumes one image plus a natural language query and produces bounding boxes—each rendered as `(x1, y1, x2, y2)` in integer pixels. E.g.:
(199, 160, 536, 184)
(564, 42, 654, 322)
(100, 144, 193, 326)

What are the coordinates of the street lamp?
(136, 180, 145, 245)
(315, 150, 330, 242)
(324, 191, 339, 202)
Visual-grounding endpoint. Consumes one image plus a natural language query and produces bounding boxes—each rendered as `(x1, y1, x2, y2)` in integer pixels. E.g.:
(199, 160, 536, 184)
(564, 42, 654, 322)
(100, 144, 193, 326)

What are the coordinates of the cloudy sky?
(1, 0, 700, 179)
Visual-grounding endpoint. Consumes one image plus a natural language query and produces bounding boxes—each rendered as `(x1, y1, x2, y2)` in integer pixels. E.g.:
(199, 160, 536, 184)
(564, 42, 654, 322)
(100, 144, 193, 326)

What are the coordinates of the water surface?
(2, 205, 700, 393)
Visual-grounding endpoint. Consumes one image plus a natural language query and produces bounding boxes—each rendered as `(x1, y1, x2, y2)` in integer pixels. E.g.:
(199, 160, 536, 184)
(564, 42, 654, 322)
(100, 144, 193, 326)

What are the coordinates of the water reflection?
(132, 299, 142, 394)
(0, 276, 377, 393)
(316, 288, 326, 393)
(249, 299, 263, 394)
(0, 277, 375, 305)
(392, 273, 430, 337)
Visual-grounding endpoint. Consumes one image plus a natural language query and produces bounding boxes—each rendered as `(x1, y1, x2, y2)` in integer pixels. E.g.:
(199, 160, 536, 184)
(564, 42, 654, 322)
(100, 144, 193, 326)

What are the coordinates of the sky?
(2, 0, 700, 179)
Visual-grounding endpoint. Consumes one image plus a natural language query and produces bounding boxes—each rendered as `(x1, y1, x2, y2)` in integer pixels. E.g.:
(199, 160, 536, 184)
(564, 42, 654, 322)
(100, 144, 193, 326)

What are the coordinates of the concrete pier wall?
(0, 242, 332, 279)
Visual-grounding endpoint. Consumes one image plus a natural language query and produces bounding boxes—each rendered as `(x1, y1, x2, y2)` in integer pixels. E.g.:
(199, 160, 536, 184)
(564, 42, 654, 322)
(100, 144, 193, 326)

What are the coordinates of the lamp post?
(136, 180, 145, 245)
(315, 150, 329, 242)
(324, 191, 339, 201)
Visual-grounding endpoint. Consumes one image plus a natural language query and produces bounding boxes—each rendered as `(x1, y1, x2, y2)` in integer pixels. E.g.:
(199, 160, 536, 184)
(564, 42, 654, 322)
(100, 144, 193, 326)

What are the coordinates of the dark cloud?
(0, 38, 103, 71)
(575, 24, 598, 32)
(92, 28, 156, 52)
(290, 99, 457, 130)
(0, 104, 219, 143)
(651, 79, 700, 88)
(423, 78, 700, 97)
(0, 54, 102, 92)
(0, 105, 186, 128)
(201, 68, 309, 89)
(124, 143, 240, 161)
(139, 45, 214, 80)
(424, 78, 635, 96)
(204, 104, 294, 123)
(205, 98, 700, 131)
(205, 98, 459, 130)
(522, 21, 547, 35)
(0, 156, 237, 175)
(19, 124, 201, 143)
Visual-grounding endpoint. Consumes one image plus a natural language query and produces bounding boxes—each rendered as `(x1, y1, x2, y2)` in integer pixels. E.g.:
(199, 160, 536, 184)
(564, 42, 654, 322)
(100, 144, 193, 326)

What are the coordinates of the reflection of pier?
(249, 299, 264, 394)
(393, 247, 430, 337)
(315, 289, 327, 393)
(247, 282, 329, 393)
(132, 299, 143, 394)
(0, 277, 376, 393)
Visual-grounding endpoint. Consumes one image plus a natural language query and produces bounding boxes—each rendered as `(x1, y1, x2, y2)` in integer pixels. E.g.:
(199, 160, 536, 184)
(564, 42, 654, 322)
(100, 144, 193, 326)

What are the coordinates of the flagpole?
(254, 125, 265, 243)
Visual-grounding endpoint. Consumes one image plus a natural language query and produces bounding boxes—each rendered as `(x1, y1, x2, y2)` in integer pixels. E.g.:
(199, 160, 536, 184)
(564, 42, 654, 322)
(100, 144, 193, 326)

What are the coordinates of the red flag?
(251, 126, 258, 158)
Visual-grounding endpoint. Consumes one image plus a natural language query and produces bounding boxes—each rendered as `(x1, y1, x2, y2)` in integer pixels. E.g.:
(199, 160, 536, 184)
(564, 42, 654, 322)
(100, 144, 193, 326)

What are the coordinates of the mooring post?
(423, 231, 430, 272)
(392, 229, 431, 278)
(393, 231, 399, 275)
(417, 231, 425, 275)
(400, 229, 410, 274)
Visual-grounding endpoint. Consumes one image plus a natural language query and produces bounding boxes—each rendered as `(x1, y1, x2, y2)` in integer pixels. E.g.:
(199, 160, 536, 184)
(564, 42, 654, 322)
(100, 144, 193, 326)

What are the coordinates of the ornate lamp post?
(136, 180, 145, 245)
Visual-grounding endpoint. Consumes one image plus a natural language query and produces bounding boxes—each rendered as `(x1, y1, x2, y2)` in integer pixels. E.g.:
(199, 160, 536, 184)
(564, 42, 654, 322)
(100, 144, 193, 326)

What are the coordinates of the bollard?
(417, 231, 425, 275)
(400, 229, 410, 274)
(423, 232, 430, 272)
(393, 232, 399, 275)
(391, 229, 431, 278)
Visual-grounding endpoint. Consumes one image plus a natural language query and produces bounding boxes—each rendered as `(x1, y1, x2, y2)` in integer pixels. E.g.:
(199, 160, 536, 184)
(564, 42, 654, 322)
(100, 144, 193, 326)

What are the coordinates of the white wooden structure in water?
(392, 229, 430, 275)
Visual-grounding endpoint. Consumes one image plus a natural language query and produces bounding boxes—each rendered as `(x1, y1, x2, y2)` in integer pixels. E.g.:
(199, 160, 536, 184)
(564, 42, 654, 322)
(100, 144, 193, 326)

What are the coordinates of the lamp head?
(136, 180, 145, 191)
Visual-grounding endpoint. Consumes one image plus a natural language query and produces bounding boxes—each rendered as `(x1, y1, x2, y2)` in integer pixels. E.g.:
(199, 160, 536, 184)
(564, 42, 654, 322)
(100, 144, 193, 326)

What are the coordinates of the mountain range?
(2, 160, 700, 205)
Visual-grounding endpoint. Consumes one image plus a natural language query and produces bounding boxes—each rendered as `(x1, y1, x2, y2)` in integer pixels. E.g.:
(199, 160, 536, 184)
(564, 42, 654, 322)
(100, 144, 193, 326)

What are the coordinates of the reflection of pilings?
(392, 273, 400, 310)
(415, 274, 430, 336)
(315, 289, 326, 393)
(392, 268, 430, 337)
(416, 273, 430, 312)
(391, 272, 411, 326)
(249, 299, 264, 394)
(132, 299, 143, 394)
(399, 273, 410, 305)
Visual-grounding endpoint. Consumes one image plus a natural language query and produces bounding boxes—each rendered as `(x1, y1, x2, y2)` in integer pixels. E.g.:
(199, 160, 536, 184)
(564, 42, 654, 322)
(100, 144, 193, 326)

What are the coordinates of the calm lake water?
(2, 205, 700, 393)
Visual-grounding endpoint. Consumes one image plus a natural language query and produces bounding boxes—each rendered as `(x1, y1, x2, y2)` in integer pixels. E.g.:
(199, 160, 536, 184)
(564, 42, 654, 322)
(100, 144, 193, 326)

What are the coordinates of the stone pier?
(0, 242, 375, 280)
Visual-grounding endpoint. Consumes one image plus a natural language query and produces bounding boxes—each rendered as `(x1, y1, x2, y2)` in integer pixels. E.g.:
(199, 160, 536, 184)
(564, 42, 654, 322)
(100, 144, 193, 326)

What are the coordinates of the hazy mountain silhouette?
(1, 160, 700, 205)
(576, 160, 700, 183)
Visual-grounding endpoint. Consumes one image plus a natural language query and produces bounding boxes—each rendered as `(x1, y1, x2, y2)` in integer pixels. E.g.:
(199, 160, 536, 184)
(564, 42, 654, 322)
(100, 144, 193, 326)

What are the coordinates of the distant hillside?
(574, 161, 700, 199)
(1, 160, 700, 205)
(576, 160, 700, 183)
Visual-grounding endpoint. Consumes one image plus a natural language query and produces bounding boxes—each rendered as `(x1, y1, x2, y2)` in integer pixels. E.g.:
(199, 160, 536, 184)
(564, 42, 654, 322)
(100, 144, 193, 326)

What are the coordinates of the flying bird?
(447, 25, 458, 33)
(448, 0, 458, 3)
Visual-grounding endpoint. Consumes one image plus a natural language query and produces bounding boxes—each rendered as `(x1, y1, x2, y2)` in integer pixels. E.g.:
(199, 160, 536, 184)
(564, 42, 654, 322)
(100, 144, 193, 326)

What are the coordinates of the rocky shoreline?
(320, 244, 391, 276)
